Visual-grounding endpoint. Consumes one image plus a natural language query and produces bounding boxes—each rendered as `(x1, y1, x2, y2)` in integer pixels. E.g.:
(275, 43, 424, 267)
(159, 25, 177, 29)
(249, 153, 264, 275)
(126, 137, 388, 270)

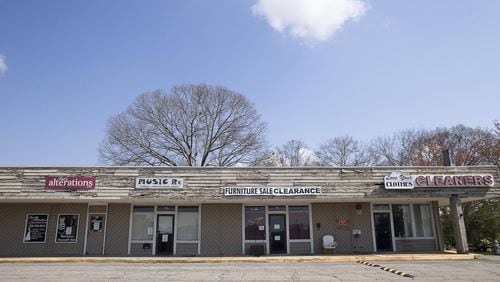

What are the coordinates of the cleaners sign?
(384, 172, 495, 189)
(414, 174, 494, 187)
(223, 187, 321, 196)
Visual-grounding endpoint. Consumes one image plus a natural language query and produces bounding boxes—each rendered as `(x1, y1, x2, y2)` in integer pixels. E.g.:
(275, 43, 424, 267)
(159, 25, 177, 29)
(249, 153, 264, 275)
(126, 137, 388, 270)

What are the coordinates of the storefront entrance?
(86, 214, 106, 255)
(373, 213, 393, 251)
(269, 214, 287, 254)
(156, 215, 174, 256)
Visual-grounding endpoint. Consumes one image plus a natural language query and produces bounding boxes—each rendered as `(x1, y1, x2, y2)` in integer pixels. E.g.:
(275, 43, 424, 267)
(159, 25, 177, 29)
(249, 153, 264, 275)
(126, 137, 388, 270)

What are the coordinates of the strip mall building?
(0, 166, 498, 257)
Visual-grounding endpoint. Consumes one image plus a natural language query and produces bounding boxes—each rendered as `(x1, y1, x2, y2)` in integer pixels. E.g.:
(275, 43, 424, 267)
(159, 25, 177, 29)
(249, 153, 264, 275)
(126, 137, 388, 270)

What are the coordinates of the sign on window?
(90, 215, 103, 232)
(24, 214, 48, 243)
(56, 214, 79, 243)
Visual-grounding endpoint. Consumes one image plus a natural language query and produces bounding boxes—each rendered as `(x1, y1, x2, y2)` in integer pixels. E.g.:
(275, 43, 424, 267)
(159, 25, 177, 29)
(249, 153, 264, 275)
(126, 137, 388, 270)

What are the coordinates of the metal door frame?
(156, 214, 175, 256)
(268, 213, 287, 254)
(83, 204, 108, 256)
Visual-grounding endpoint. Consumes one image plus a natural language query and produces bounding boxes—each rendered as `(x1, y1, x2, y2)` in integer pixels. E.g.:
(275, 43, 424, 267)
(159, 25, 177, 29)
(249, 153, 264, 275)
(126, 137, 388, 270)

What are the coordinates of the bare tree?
(315, 136, 370, 166)
(272, 140, 317, 166)
(369, 125, 498, 166)
(494, 121, 500, 167)
(99, 84, 268, 166)
(407, 125, 497, 166)
(369, 129, 423, 166)
(248, 149, 278, 166)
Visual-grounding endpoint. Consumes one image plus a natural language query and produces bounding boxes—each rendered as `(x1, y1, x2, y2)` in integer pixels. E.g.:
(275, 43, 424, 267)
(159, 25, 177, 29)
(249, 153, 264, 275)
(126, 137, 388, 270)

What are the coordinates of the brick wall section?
(290, 242, 311, 254)
(395, 239, 436, 252)
(129, 243, 153, 256)
(176, 243, 198, 255)
(245, 243, 266, 255)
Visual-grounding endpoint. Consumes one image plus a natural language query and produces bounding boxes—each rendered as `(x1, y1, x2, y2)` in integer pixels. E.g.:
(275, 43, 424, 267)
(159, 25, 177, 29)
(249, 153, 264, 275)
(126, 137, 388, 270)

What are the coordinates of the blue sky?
(0, 0, 499, 165)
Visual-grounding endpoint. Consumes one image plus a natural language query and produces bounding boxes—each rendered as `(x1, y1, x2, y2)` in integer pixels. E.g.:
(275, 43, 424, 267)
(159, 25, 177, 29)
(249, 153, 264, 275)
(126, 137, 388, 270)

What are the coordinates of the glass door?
(156, 215, 174, 255)
(373, 213, 393, 252)
(269, 214, 287, 254)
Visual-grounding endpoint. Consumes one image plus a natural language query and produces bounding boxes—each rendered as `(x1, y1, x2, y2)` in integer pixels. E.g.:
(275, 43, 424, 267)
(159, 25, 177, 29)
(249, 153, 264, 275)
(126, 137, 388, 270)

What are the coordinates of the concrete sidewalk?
(0, 253, 479, 264)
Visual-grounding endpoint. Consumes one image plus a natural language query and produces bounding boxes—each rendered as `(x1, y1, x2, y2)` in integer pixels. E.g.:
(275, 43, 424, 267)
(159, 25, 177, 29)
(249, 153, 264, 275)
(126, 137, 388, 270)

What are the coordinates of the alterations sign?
(45, 176, 96, 190)
(135, 178, 184, 189)
(223, 187, 321, 196)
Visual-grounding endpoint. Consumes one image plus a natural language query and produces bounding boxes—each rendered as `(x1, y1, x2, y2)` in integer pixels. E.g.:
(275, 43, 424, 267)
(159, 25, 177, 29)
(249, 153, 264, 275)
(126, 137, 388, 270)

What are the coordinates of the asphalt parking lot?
(0, 259, 498, 281)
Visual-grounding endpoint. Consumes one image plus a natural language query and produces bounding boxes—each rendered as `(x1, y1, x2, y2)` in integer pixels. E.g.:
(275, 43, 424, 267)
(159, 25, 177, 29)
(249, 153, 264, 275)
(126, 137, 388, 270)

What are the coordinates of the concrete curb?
(472, 253, 500, 261)
(0, 253, 476, 264)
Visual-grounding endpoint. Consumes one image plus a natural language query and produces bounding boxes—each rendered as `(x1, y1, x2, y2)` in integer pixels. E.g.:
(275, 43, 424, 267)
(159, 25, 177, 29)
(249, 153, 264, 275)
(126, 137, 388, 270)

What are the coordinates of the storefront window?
(268, 206, 286, 212)
(245, 206, 265, 240)
(55, 214, 79, 243)
(157, 206, 175, 212)
(392, 204, 412, 237)
(131, 206, 154, 241)
(373, 204, 390, 211)
(289, 206, 310, 240)
(413, 204, 434, 237)
(177, 206, 199, 241)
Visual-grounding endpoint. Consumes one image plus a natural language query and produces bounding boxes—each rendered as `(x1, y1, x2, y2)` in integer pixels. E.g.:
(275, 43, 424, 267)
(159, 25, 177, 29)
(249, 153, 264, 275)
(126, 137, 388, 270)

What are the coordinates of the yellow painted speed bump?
(380, 266, 414, 278)
(356, 260, 380, 267)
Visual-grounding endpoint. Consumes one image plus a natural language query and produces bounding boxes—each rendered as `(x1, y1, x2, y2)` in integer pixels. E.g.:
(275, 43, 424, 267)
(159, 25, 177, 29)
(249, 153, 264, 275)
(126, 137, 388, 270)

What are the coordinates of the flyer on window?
(56, 214, 79, 243)
(24, 214, 48, 243)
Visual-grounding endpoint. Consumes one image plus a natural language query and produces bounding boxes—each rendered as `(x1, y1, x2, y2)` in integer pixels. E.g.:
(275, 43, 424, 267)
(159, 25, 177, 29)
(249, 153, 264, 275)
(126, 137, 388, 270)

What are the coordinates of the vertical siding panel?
(104, 203, 130, 256)
(201, 204, 242, 256)
(201, 204, 221, 255)
(350, 202, 374, 253)
(432, 201, 445, 251)
(334, 203, 352, 253)
(312, 203, 334, 254)
(221, 204, 242, 255)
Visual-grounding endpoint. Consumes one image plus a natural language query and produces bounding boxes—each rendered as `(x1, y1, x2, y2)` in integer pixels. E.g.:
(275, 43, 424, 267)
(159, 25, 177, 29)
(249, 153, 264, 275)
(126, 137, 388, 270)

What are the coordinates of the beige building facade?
(0, 166, 498, 257)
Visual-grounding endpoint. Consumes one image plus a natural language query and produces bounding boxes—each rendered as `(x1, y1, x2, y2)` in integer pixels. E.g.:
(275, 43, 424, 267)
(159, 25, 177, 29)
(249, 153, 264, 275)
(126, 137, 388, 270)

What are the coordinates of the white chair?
(322, 235, 337, 254)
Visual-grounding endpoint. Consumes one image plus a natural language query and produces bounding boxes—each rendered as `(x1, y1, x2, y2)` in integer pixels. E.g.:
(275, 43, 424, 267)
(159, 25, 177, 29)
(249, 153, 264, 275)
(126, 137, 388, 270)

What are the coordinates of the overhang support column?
(449, 195, 469, 254)
(432, 201, 444, 251)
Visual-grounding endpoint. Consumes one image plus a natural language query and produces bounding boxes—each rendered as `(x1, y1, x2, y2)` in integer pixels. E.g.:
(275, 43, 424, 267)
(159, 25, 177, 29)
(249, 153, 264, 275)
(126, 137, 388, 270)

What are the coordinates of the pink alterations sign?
(45, 176, 96, 190)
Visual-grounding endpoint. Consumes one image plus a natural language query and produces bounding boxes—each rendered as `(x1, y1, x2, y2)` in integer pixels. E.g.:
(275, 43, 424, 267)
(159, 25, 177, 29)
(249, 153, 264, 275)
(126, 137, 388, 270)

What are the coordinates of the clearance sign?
(223, 187, 321, 196)
(384, 172, 494, 189)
